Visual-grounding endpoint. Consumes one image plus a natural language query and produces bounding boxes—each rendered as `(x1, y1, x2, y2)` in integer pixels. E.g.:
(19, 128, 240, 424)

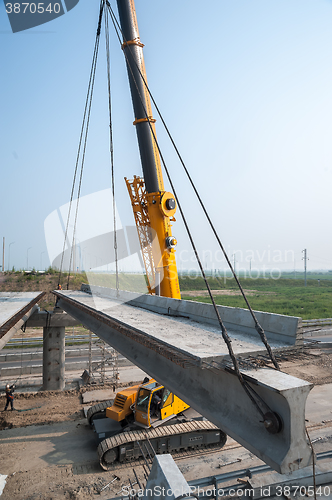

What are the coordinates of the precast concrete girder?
(53, 290, 313, 474)
(0, 292, 45, 350)
(81, 284, 303, 347)
(26, 309, 80, 328)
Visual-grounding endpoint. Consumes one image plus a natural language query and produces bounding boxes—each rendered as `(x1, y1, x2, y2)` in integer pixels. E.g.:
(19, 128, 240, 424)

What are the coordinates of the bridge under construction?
(51, 285, 312, 475)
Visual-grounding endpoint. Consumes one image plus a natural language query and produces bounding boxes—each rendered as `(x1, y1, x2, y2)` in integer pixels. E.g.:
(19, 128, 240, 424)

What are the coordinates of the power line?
(57, 0, 105, 290)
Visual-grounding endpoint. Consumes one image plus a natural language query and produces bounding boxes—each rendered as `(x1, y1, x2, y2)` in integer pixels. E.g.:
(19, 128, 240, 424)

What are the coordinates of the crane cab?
(134, 379, 189, 428)
(104, 378, 189, 429)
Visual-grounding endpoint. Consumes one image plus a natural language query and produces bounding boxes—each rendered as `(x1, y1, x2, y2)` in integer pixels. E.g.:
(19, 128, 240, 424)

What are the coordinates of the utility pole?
(40, 251, 46, 271)
(8, 242, 15, 271)
(2, 237, 4, 273)
(302, 249, 308, 287)
(27, 247, 32, 271)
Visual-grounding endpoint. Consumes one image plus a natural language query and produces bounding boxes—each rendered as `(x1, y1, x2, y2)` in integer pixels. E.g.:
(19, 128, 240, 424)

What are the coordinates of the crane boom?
(116, 0, 181, 299)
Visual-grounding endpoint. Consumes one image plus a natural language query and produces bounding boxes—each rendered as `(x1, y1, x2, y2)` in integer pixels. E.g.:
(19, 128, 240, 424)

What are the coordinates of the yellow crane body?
(105, 384, 141, 422)
(125, 177, 181, 298)
(119, 0, 181, 299)
(105, 378, 189, 428)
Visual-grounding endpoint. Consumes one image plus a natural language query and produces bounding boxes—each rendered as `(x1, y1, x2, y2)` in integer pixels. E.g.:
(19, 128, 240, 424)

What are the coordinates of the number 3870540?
(5, 3, 61, 14)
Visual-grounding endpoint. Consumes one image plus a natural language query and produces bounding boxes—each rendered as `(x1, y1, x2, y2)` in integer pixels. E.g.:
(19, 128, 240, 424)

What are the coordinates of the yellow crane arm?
(118, 0, 181, 299)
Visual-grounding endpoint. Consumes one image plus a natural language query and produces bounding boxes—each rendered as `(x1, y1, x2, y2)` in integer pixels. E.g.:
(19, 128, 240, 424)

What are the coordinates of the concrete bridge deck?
(55, 289, 296, 366)
(54, 286, 313, 475)
(0, 291, 45, 350)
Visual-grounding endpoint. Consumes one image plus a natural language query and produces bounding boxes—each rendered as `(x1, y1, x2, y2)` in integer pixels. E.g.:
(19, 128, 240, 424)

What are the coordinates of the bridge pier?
(43, 326, 65, 391)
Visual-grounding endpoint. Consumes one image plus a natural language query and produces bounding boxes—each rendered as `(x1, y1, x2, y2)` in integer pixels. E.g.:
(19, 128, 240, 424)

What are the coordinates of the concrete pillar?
(43, 326, 65, 391)
(143, 455, 192, 500)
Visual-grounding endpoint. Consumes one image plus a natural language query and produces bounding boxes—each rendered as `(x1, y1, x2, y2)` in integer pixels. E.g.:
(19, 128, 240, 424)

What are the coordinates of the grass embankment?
(0, 271, 148, 310)
(179, 277, 332, 319)
(0, 270, 89, 310)
(87, 272, 148, 294)
(1, 272, 331, 319)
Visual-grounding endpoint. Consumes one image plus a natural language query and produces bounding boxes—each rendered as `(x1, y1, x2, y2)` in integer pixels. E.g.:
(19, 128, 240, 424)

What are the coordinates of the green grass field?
(1, 270, 331, 319)
(179, 276, 332, 319)
(86, 271, 148, 293)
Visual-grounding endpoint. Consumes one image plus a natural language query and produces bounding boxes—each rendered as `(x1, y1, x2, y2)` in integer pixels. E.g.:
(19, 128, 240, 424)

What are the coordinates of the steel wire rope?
(9, 324, 25, 387)
(13, 321, 50, 385)
(107, 2, 279, 371)
(105, 10, 120, 295)
(106, 5, 277, 424)
(19, 322, 24, 383)
(7, 324, 45, 410)
(66, 2, 105, 290)
(57, 0, 104, 290)
(305, 426, 317, 500)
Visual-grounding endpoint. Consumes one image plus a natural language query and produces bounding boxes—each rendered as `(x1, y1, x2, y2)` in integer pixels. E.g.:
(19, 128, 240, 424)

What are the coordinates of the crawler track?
(97, 420, 227, 470)
(98, 440, 238, 472)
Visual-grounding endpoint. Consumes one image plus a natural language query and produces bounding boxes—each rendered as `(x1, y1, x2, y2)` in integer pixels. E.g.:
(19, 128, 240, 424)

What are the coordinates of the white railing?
(302, 318, 332, 327)
(4, 333, 99, 349)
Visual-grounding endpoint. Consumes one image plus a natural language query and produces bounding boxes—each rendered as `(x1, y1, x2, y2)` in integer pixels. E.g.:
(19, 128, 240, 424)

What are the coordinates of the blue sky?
(1, 0, 332, 274)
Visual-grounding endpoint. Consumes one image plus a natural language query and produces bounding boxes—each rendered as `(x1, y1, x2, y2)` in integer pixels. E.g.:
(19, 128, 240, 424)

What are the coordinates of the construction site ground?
(0, 336, 332, 499)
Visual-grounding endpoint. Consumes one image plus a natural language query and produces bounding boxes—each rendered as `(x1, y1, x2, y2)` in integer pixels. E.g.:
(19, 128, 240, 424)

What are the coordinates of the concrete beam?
(81, 284, 303, 346)
(0, 292, 45, 350)
(54, 290, 313, 474)
(143, 455, 192, 500)
(25, 309, 81, 328)
(248, 466, 332, 499)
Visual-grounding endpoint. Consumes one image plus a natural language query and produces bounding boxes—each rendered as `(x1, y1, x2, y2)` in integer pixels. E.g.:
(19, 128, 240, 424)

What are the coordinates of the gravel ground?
(0, 349, 331, 499)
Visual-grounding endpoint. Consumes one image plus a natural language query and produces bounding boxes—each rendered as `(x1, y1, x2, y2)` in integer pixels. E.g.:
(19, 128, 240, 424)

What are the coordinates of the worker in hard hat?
(4, 384, 15, 411)
(55, 283, 62, 308)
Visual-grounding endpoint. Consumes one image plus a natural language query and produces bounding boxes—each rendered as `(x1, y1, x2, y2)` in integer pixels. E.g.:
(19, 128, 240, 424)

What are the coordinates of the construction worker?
(4, 384, 15, 411)
(55, 283, 62, 308)
(150, 391, 161, 417)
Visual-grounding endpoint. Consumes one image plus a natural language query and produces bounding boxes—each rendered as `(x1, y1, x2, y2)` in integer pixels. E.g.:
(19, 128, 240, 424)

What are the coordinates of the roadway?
(0, 346, 132, 385)
(304, 325, 332, 344)
(0, 379, 331, 499)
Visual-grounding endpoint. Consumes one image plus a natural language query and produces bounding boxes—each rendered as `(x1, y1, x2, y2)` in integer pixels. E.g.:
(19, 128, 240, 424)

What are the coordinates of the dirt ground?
(0, 347, 331, 432)
(261, 345, 332, 385)
(0, 390, 83, 430)
(1, 348, 332, 500)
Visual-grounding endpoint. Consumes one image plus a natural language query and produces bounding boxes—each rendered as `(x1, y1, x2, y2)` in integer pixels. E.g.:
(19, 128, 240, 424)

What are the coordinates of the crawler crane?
(88, 379, 226, 469)
(87, 0, 227, 469)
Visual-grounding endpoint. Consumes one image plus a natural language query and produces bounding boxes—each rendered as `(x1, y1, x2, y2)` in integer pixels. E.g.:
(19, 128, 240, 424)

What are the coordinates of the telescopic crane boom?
(117, 0, 181, 299)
